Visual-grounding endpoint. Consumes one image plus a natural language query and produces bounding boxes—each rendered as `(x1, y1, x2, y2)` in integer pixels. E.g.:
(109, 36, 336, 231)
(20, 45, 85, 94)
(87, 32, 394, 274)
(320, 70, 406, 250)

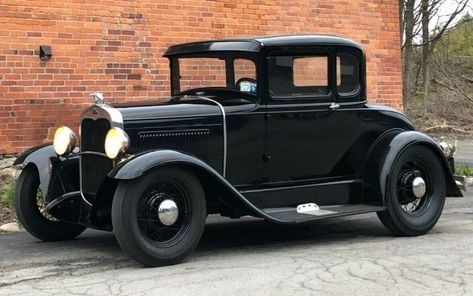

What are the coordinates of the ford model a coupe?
(14, 35, 462, 266)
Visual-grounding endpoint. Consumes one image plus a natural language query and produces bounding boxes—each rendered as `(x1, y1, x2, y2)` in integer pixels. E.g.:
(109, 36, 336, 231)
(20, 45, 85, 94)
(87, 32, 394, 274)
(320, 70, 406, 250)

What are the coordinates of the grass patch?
(0, 183, 16, 225)
(456, 164, 473, 177)
(0, 184, 14, 208)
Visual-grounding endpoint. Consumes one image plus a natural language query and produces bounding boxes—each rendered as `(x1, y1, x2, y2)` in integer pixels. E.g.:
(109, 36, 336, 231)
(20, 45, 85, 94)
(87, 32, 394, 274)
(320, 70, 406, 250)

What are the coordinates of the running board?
(261, 204, 386, 223)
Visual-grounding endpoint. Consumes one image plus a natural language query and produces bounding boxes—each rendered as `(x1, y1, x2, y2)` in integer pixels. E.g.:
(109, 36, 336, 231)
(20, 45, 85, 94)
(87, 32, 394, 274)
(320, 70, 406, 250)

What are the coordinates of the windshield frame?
(168, 52, 259, 98)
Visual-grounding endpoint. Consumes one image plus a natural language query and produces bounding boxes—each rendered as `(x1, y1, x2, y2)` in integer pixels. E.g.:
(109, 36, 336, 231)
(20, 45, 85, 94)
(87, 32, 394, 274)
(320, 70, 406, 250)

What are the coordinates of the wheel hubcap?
(396, 160, 431, 214)
(412, 177, 426, 198)
(158, 199, 179, 226)
(137, 181, 191, 245)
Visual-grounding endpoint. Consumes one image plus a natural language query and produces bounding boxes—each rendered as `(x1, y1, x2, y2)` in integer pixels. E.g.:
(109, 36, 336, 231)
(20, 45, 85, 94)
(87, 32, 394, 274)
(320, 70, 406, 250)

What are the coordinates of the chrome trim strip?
(79, 102, 124, 206)
(101, 104, 125, 128)
(198, 96, 227, 177)
(80, 103, 124, 129)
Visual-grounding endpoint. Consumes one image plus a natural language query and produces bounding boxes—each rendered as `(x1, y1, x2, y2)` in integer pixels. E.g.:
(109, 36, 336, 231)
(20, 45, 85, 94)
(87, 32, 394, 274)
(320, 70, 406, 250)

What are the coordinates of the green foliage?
(410, 14, 473, 137)
(411, 91, 425, 102)
(438, 15, 473, 66)
(456, 164, 473, 177)
(0, 183, 15, 209)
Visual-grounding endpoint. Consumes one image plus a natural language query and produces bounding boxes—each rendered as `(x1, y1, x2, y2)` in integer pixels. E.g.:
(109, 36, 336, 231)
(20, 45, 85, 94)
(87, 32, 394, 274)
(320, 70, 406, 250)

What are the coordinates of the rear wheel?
(15, 165, 86, 241)
(112, 167, 206, 267)
(377, 146, 446, 236)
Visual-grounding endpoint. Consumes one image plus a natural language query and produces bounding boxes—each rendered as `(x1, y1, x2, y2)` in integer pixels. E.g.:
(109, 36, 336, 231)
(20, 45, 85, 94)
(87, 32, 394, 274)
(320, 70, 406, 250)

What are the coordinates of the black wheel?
(112, 167, 206, 267)
(15, 165, 86, 241)
(377, 145, 446, 236)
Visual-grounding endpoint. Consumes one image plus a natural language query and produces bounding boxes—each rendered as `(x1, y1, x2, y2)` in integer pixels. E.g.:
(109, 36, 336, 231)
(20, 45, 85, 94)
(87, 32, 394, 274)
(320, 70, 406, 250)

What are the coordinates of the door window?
(293, 56, 328, 87)
(268, 55, 329, 98)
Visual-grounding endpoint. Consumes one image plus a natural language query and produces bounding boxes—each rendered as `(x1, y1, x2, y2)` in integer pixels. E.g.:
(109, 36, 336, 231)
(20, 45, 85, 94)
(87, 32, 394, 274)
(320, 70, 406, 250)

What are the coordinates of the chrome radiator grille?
(80, 118, 113, 198)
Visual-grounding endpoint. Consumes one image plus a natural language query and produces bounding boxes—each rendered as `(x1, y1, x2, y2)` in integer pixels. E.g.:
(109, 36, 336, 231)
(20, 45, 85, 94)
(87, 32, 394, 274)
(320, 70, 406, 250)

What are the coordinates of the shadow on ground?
(0, 213, 391, 269)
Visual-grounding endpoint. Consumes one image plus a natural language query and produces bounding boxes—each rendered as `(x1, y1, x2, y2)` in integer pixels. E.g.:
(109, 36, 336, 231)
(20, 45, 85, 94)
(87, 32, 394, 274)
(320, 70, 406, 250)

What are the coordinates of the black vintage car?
(14, 35, 462, 266)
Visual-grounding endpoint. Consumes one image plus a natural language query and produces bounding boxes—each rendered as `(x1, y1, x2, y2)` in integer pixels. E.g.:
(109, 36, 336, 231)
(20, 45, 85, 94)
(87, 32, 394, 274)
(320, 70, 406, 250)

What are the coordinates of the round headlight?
(53, 126, 77, 156)
(105, 127, 129, 159)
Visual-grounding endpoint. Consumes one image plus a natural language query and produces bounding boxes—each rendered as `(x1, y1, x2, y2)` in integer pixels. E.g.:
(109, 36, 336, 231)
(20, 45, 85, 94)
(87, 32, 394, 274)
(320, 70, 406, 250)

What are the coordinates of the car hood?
(113, 96, 222, 122)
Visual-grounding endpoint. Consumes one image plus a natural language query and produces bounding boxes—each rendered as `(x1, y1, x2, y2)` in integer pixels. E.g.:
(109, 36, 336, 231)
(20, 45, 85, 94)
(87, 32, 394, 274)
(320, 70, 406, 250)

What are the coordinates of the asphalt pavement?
(1, 191, 473, 296)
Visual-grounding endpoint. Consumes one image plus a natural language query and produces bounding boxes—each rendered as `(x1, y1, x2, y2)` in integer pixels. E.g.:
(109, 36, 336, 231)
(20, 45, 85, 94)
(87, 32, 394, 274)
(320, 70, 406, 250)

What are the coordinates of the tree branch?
(432, 54, 473, 103)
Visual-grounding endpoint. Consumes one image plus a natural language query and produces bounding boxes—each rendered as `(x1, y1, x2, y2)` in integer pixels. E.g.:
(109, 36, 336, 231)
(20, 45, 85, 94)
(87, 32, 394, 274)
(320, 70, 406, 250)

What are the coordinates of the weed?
(0, 183, 16, 225)
(456, 164, 473, 177)
(0, 183, 15, 208)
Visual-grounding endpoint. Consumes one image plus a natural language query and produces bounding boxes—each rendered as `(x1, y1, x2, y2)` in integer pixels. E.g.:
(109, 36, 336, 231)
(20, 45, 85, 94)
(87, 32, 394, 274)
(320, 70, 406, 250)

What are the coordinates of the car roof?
(163, 34, 363, 57)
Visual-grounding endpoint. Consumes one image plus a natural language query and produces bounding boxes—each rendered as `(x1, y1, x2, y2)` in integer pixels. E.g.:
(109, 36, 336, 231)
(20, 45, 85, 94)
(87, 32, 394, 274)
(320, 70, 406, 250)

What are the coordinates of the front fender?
(14, 144, 56, 196)
(109, 150, 212, 180)
(108, 149, 288, 223)
(13, 143, 52, 166)
(14, 144, 80, 201)
(361, 130, 462, 204)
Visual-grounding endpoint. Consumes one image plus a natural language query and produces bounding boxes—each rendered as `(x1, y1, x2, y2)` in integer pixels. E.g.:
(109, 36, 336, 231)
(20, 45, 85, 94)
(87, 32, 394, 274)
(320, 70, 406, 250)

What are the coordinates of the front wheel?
(112, 167, 206, 267)
(377, 145, 446, 236)
(15, 165, 86, 241)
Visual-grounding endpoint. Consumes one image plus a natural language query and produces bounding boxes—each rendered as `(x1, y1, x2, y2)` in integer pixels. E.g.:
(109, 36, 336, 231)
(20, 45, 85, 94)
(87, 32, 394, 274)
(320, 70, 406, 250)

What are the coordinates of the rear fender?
(361, 130, 462, 205)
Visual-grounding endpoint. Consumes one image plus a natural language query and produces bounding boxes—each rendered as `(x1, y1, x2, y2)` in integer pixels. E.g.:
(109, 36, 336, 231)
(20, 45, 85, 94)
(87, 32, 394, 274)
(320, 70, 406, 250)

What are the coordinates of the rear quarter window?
(336, 53, 359, 96)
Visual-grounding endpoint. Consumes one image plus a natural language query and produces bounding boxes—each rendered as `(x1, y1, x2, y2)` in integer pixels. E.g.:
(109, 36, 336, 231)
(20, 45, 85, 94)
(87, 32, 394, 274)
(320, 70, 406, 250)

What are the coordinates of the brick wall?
(0, 0, 402, 155)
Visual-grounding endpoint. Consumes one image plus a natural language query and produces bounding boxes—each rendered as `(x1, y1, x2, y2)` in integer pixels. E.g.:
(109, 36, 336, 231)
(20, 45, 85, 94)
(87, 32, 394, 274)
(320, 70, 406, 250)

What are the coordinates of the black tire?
(112, 167, 206, 267)
(15, 165, 86, 241)
(377, 145, 446, 236)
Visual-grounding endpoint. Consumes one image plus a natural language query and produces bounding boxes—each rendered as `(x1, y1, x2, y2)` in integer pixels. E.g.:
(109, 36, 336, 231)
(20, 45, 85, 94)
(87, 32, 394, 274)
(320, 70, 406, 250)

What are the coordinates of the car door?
(224, 58, 267, 187)
(254, 50, 367, 207)
(264, 52, 355, 177)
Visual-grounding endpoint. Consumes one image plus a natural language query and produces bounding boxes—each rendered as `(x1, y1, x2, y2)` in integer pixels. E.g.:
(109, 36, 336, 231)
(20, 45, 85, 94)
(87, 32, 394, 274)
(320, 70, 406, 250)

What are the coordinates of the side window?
(268, 55, 329, 98)
(336, 54, 359, 96)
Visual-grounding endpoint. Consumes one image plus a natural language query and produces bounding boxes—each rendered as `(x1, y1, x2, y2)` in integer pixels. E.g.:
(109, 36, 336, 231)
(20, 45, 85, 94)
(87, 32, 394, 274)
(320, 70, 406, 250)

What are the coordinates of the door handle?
(329, 102, 340, 110)
(262, 154, 271, 162)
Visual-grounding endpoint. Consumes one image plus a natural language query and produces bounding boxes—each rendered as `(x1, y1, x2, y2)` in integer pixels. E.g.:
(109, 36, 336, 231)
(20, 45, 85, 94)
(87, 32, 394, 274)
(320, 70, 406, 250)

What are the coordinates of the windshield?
(173, 56, 257, 96)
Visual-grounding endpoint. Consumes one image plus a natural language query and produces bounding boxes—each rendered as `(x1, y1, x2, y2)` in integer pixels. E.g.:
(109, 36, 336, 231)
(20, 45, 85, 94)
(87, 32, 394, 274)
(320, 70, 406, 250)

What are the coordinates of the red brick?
(127, 74, 141, 80)
(58, 33, 72, 38)
(26, 32, 41, 37)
